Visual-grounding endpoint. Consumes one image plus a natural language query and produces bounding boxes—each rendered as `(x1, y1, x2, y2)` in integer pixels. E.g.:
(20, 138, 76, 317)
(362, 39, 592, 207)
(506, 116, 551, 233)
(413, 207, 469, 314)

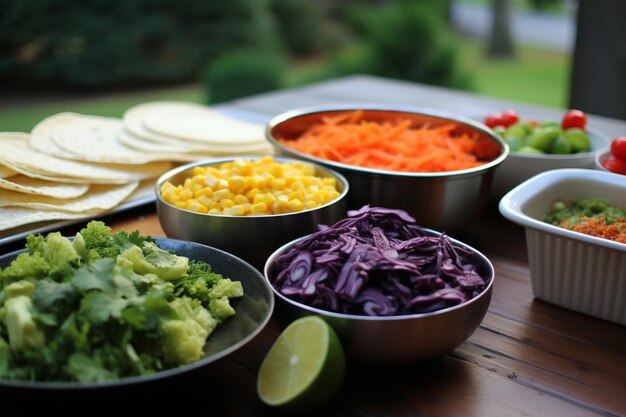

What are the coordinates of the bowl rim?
(154, 155, 350, 219)
(594, 149, 612, 171)
(499, 168, 626, 252)
(0, 237, 275, 390)
(265, 104, 510, 178)
(263, 228, 495, 321)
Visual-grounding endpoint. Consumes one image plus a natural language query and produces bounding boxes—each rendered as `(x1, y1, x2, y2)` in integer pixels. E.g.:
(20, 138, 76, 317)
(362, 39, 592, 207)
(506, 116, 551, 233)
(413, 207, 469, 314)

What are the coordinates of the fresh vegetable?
(611, 137, 626, 160)
(561, 109, 587, 130)
(160, 156, 341, 215)
(545, 199, 626, 244)
(278, 110, 501, 173)
(0, 221, 243, 382)
(269, 206, 486, 316)
(602, 156, 626, 175)
(603, 137, 626, 175)
(485, 108, 591, 155)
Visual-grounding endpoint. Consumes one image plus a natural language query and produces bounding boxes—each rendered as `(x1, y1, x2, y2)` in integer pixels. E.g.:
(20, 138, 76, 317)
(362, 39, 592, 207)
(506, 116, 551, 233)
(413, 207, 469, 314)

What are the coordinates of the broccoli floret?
(3, 295, 45, 352)
(161, 297, 216, 365)
(119, 242, 188, 281)
(209, 278, 244, 299)
(209, 296, 236, 322)
(0, 253, 50, 289)
(3, 280, 35, 299)
(77, 221, 120, 261)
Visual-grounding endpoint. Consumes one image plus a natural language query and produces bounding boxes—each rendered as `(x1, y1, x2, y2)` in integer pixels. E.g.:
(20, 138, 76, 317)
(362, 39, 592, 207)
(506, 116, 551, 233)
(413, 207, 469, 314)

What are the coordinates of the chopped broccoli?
(1, 232, 79, 287)
(209, 296, 236, 322)
(3, 280, 35, 299)
(173, 261, 235, 307)
(209, 278, 244, 299)
(77, 221, 120, 261)
(3, 295, 45, 352)
(0, 253, 50, 289)
(0, 222, 244, 382)
(119, 242, 188, 281)
(161, 296, 217, 365)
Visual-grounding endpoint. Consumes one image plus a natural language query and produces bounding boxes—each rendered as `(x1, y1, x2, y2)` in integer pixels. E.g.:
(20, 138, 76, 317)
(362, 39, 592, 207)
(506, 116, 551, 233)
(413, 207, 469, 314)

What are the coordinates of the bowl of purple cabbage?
(264, 206, 494, 363)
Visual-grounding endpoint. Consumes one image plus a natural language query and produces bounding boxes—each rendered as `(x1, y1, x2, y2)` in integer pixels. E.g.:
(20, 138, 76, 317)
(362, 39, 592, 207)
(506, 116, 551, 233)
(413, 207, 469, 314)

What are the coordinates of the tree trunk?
(487, 0, 516, 58)
(569, 0, 626, 119)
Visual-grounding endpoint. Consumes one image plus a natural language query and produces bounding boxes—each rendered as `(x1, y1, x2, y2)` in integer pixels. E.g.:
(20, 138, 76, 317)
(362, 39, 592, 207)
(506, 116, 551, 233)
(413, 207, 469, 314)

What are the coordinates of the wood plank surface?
(2, 76, 625, 416)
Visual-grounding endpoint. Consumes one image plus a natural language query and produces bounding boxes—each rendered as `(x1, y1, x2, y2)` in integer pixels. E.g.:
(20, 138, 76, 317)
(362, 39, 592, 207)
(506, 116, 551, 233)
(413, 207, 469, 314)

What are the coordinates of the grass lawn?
(0, 40, 570, 132)
(457, 39, 570, 108)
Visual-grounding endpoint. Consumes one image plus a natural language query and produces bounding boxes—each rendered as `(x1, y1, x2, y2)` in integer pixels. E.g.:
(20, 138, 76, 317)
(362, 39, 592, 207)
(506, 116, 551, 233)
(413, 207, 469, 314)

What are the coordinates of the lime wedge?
(257, 316, 345, 412)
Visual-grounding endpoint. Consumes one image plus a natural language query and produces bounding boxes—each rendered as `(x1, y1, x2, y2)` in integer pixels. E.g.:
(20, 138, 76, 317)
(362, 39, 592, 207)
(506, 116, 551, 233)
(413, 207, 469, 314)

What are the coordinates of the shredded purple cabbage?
(269, 206, 486, 316)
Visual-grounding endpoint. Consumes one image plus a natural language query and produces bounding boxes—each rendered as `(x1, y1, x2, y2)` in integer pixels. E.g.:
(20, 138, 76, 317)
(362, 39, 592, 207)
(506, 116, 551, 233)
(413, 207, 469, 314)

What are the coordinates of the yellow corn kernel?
(230, 205, 245, 216)
(195, 187, 214, 199)
(291, 181, 305, 192)
(276, 194, 289, 206)
(287, 199, 304, 212)
(288, 190, 304, 201)
(161, 190, 177, 205)
(233, 194, 249, 205)
(250, 202, 268, 214)
(192, 167, 206, 176)
(246, 187, 261, 199)
(197, 195, 213, 208)
(212, 189, 231, 201)
(208, 208, 221, 215)
(228, 175, 245, 193)
(186, 200, 209, 214)
(178, 189, 193, 201)
(174, 201, 187, 209)
(304, 201, 317, 210)
(271, 178, 286, 190)
(220, 199, 235, 208)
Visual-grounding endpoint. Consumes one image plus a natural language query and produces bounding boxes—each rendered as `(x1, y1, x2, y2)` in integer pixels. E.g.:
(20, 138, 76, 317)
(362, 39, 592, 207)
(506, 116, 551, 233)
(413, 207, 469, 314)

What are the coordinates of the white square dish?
(499, 168, 626, 325)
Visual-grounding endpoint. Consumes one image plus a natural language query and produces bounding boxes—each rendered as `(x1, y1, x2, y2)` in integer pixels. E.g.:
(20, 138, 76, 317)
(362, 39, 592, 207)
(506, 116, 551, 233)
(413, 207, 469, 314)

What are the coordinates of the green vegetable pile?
(0, 221, 243, 383)
(494, 121, 591, 155)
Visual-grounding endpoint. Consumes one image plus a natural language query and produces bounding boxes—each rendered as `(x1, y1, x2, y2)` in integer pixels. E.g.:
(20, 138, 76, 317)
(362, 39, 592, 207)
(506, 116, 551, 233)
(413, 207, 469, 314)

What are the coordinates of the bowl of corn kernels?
(155, 156, 349, 268)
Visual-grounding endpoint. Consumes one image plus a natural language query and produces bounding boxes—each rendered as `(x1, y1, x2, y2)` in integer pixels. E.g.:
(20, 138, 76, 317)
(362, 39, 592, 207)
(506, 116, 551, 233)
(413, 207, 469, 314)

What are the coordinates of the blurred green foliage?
(0, 0, 279, 90)
(270, 0, 324, 56)
(332, 0, 472, 90)
(204, 49, 284, 104)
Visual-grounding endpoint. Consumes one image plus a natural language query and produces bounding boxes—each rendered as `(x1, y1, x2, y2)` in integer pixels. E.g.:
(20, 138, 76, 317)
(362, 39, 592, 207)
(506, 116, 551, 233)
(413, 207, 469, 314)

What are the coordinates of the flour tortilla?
(31, 112, 177, 164)
(0, 164, 17, 179)
(0, 208, 90, 232)
(0, 175, 89, 199)
(142, 103, 266, 145)
(0, 133, 171, 184)
(119, 129, 272, 157)
(123, 102, 272, 152)
(0, 182, 138, 213)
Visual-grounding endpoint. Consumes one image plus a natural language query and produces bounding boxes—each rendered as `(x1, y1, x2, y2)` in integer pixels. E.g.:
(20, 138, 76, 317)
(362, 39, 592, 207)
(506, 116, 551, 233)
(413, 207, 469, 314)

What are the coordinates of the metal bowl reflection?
(264, 230, 494, 364)
(266, 105, 508, 231)
(156, 156, 349, 269)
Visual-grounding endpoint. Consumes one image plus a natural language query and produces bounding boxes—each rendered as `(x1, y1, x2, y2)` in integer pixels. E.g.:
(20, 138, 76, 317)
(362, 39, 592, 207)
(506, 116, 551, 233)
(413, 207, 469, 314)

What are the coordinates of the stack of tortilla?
(0, 101, 273, 233)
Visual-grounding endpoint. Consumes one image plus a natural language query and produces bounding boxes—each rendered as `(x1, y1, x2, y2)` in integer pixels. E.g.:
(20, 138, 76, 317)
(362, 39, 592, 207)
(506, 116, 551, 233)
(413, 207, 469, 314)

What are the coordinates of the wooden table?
(3, 75, 626, 416)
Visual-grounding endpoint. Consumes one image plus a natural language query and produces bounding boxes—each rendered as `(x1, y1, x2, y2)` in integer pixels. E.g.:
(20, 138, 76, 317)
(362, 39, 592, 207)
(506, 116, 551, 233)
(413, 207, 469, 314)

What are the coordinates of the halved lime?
(257, 316, 345, 412)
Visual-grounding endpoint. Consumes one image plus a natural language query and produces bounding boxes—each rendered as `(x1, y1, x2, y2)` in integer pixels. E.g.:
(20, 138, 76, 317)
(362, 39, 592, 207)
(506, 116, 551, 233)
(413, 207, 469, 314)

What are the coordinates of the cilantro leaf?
(79, 292, 129, 324)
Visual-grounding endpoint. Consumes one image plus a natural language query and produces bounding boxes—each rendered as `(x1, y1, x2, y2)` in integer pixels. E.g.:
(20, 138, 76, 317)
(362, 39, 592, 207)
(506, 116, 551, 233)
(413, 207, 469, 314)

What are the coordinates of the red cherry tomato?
(561, 109, 587, 130)
(602, 155, 626, 175)
(484, 113, 504, 128)
(500, 109, 520, 127)
(610, 137, 626, 161)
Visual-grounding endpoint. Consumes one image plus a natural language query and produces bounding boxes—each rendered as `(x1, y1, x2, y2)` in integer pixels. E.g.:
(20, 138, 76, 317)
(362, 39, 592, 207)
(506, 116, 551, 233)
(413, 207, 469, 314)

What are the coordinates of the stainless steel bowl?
(264, 230, 494, 364)
(266, 105, 509, 231)
(156, 156, 349, 269)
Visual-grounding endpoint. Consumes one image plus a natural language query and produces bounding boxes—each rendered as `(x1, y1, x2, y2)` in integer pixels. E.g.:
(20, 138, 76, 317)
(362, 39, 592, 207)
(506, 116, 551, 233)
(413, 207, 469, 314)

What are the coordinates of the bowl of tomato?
(484, 109, 610, 199)
(596, 137, 626, 175)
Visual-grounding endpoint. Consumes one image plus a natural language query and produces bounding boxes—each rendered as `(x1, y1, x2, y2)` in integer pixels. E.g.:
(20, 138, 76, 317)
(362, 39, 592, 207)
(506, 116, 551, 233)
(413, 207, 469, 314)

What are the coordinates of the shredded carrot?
(278, 111, 501, 173)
